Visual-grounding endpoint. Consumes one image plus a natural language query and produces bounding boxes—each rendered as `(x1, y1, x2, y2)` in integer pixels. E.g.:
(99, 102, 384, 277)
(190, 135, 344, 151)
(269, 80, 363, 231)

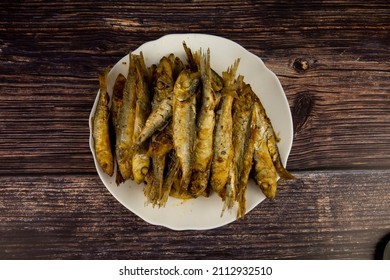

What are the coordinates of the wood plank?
(0, 170, 389, 259)
(1, 1, 389, 174)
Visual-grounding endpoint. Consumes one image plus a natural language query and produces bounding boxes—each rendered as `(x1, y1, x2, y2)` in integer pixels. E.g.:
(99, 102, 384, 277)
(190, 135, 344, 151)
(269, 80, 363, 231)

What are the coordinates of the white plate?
(89, 34, 293, 230)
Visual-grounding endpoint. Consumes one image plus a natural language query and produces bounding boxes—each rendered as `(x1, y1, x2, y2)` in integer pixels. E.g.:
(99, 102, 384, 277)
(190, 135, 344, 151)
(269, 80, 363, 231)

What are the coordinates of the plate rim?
(89, 33, 293, 230)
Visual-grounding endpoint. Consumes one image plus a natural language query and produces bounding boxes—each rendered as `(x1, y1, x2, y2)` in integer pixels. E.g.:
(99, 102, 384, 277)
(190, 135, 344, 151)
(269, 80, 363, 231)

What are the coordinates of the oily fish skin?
(172, 69, 200, 191)
(229, 76, 256, 218)
(251, 86, 294, 200)
(92, 42, 295, 219)
(135, 56, 174, 146)
(132, 53, 153, 184)
(210, 59, 240, 197)
(190, 49, 216, 197)
(143, 57, 175, 206)
(92, 68, 114, 176)
(115, 53, 138, 180)
(110, 73, 126, 185)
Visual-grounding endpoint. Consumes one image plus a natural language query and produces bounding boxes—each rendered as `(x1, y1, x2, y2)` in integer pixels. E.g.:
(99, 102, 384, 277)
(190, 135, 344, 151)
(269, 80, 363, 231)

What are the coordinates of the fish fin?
(182, 41, 197, 71)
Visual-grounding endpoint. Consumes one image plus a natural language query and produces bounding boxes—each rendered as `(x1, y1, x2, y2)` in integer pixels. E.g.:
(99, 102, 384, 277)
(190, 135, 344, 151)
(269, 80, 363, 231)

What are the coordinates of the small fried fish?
(190, 49, 216, 197)
(210, 59, 240, 196)
(172, 69, 200, 191)
(92, 68, 114, 176)
(230, 76, 256, 217)
(251, 92, 294, 181)
(132, 52, 152, 184)
(111, 73, 126, 185)
(116, 53, 138, 180)
(252, 105, 278, 199)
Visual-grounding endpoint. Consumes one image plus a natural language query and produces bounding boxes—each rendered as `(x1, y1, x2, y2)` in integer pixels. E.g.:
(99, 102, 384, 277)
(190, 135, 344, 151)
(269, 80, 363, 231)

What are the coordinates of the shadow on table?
(374, 232, 390, 260)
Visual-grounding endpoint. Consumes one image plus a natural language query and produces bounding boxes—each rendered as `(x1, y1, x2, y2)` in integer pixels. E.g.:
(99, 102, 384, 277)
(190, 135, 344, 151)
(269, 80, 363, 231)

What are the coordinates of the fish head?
(156, 74, 173, 91)
(157, 57, 174, 84)
(175, 70, 201, 96)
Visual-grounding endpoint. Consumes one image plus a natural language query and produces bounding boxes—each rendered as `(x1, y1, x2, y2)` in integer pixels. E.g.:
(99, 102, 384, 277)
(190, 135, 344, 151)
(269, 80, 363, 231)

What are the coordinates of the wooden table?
(1, 0, 389, 260)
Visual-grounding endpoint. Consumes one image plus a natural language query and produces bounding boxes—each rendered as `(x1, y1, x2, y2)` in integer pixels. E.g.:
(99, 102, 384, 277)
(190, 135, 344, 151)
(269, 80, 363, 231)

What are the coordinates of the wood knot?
(293, 58, 310, 73)
(291, 91, 315, 133)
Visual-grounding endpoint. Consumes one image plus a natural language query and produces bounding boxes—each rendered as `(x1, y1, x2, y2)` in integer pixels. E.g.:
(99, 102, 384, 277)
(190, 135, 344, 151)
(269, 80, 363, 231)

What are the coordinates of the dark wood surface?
(1, 0, 389, 259)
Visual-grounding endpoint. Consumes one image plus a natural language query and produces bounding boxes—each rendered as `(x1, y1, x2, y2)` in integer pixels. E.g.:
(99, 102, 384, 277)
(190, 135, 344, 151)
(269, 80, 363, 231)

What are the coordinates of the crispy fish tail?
(221, 164, 237, 217)
(144, 153, 165, 206)
(144, 124, 174, 206)
(158, 153, 180, 207)
(267, 130, 295, 180)
(183, 41, 197, 71)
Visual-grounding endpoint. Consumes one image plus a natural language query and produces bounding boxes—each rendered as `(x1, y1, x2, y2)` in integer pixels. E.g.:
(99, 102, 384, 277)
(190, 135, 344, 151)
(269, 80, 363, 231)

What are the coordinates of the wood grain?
(0, 170, 389, 259)
(0, 0, 389, 260)
(1, 0, 389, 174)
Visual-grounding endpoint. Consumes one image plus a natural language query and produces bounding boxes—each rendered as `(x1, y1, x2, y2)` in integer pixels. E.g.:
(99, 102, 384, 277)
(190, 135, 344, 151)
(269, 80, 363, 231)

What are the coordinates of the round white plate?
(89, 34, 293, 230)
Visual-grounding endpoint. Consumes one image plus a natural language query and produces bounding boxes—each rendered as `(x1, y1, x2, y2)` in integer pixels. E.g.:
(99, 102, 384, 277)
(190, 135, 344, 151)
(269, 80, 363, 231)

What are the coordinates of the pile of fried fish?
(92, 42, 294, 218)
